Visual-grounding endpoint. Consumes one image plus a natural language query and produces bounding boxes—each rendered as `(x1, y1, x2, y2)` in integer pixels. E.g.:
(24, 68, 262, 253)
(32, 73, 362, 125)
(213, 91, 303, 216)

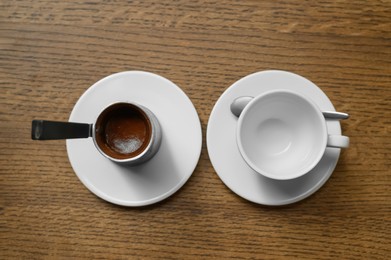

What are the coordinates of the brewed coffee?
(95, 103, 152, 159)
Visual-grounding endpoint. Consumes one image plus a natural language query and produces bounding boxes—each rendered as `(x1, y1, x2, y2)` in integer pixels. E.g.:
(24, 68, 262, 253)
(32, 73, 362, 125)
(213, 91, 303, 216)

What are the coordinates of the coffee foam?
(111, 137, 143, 154)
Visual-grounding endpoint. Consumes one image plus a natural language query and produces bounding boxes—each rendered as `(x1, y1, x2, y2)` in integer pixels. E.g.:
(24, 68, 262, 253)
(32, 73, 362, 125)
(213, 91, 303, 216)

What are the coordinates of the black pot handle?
(32, 120, 92, 140)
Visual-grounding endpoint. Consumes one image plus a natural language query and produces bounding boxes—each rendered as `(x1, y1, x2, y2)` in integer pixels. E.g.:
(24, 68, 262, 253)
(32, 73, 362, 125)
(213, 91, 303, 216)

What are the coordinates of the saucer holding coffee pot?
(32, 71, 202, 206)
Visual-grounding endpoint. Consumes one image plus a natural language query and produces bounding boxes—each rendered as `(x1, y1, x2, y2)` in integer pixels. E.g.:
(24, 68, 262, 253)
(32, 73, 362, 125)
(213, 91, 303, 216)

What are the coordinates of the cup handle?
(327, 135, 349, 148)
(31, 120, 92, 140)
(230, 96, 254, 117)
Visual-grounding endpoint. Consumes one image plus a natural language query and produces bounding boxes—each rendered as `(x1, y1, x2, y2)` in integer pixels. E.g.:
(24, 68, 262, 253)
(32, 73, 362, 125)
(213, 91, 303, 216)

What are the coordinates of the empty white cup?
(235, 90, 349, 180)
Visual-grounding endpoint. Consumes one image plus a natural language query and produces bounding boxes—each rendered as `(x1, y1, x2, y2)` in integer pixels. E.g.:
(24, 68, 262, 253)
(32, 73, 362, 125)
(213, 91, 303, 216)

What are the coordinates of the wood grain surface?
(1, 0, 390, 259)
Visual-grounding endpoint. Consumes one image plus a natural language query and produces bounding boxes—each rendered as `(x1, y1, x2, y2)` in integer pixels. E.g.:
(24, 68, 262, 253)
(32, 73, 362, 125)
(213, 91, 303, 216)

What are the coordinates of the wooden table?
(1, 1, 390, 259)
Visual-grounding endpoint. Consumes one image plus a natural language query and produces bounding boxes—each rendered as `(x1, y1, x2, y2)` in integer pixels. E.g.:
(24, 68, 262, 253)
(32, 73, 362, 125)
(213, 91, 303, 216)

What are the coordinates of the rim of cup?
(92, 102, 156, 164)
(237, 89, 328, 180)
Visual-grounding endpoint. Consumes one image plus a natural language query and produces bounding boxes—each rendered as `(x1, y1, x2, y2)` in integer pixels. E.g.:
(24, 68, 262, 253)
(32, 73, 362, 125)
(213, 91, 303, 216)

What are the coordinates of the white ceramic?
(66, 71, 202, 206)
(236, 90, 349, 180)
(207, 70, 344, 206)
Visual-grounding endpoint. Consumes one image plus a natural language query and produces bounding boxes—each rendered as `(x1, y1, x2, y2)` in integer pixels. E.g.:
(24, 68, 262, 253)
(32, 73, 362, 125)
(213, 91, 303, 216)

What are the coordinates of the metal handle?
(231, 97, 350, 120)
(31, 120, 92, 140)
(322, 111, 349, 120)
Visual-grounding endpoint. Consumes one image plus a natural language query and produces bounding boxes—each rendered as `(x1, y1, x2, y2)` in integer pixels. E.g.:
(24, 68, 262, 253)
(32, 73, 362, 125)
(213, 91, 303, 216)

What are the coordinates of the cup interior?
(94, 103, 152, 160)
(238, 90, 327, 180)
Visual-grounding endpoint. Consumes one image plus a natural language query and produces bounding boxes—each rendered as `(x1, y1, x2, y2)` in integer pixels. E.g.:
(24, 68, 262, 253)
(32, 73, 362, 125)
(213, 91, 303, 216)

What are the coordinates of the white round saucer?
(207, 70, 341, 206)
(66, 71, 202, 206)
